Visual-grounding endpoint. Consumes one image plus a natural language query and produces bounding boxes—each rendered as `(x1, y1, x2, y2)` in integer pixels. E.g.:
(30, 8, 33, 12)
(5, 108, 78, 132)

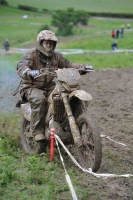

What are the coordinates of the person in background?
(16, 30, 93, 142)
(3, 39, 10, 51)
(111, 30, 115, 38)
(116, 29, 120, 39)
(120, 24, 124, 38)
(112, 41, 118, 50)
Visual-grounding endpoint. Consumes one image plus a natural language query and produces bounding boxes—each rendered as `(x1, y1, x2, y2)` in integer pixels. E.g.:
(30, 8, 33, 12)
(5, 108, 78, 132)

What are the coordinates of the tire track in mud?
(80, 68, 133, 198)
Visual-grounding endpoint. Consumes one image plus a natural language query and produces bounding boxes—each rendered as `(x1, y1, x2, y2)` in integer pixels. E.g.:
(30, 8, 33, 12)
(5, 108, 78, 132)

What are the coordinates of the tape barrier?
(55, 136, 78, 200)
(55, 134, 133, 179)
(100, 134, 127, 146)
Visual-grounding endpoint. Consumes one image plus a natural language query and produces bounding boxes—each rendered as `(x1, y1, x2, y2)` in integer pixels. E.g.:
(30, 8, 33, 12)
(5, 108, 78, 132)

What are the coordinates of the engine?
(52, 95, 65, 122)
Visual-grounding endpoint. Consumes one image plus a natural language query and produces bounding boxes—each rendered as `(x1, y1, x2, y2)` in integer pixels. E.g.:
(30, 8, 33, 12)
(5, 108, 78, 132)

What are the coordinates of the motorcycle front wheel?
(20, 117, 47, 154)
(76, 114, 102, 172)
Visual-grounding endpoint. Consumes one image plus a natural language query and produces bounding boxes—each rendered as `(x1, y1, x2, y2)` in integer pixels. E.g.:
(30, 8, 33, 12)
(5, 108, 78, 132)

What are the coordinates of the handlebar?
(34, 67, 94, 79)
(34, 68, 56, 79)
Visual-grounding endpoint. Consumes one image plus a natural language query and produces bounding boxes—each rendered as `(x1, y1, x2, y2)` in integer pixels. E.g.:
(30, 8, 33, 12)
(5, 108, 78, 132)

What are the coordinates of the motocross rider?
(16, 30, 93, 142)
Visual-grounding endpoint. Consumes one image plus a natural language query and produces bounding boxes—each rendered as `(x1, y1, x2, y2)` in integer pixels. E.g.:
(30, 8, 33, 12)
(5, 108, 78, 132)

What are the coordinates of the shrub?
(0, 0, 8, 6)
(38, 24, 51, 33)
(18, 5, 38, 12)
(42, 8, 50, 13)
(51, 8, 90, 36)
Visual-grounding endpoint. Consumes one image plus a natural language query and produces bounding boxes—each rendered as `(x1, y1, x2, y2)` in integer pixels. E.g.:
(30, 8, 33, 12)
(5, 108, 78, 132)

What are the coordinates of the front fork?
(61, 92, 82, 147)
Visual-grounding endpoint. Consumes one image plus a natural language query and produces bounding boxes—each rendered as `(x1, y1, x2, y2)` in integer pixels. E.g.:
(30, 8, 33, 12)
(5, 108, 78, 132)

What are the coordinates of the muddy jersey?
(17, 49, 83, 98)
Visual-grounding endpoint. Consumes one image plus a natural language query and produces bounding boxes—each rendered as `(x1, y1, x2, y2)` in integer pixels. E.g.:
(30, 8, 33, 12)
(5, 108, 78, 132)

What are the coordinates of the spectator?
(3, 39, 10, 51)
(112, 41, 118, 50)
(111, 30, 115, 38)
(116, 29, 120, 39)
(120, 25, 124, 38)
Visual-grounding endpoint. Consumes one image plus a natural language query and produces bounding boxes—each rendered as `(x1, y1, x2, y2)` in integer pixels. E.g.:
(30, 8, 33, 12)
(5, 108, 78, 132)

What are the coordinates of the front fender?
(69, 89, 92, 101)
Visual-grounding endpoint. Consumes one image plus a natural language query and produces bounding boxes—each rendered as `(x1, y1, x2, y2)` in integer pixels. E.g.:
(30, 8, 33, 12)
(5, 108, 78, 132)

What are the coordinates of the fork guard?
(21, 103, 31, 121)
(69, 89, 92, 101)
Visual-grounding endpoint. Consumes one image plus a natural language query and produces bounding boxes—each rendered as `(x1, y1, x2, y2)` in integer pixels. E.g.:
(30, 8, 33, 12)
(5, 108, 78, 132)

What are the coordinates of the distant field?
(0, 6, 133, 49)
(0, 5, 133, 69)
(5, 0, 133, 14)
(0, 6, 51, 47)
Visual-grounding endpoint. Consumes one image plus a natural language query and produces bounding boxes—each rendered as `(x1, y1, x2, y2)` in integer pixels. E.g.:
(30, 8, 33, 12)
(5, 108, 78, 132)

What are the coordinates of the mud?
(80, 67, 133, 199)
(0, 62, 133, 199)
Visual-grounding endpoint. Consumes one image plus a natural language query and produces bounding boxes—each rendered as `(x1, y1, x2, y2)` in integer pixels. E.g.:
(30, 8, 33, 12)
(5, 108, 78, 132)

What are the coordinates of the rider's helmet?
(37, 30, 58, 57)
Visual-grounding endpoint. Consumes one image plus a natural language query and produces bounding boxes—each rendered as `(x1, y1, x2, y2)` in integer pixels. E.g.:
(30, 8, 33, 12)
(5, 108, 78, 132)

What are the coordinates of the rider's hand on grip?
(27, 70, 40, 79)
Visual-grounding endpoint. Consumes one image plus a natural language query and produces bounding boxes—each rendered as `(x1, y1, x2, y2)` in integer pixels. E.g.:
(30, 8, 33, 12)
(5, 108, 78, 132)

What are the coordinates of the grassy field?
(1, 5, 133, 70)
(0, 6, 133, 53)
(0, 115, 97, 200)
(2, 52, 133, 70)
(0, 113, 83, 200)
(65, 53, 133, 69)
(6, 0, 133, 14)
(0, 6, 51, 47)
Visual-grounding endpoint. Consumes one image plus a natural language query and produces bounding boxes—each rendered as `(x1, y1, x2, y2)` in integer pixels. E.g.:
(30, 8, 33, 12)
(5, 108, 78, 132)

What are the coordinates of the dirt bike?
(20, 67, 102, 172)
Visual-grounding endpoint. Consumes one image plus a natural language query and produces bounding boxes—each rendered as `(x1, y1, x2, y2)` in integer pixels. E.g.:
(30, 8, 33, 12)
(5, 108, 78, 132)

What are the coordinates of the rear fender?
(69, 90, 92, 101)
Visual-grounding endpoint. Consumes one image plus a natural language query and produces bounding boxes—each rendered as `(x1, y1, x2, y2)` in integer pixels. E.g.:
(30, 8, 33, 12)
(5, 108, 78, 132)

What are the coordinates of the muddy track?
(80, 68, 133, 199)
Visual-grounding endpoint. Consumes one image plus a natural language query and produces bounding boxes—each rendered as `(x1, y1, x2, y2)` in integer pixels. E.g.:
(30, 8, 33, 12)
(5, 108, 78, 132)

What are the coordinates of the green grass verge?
(1, 51, 133, 70)
(0, 113, 95, 200)
(65, 52, 133, 69)
(0, 6, 51, 47)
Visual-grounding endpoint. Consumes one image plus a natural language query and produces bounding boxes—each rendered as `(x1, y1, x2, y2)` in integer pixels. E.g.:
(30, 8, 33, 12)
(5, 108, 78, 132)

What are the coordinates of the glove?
(82, 65, 93, 70)
(27, 70, 40, 78)
(85, 65, 93, 70)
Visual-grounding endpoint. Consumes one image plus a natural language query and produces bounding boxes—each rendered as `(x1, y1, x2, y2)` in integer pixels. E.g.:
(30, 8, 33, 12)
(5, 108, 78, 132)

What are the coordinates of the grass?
(0, 6, 133, 51)
(0, 113, 99, 200)
(6, 0, 133, 14)
(59, 32, 133, 50)
(1, 113, 130, 200)
(0, 6, 133, 49)
(1, 47, 133, 71)
(1, 50, 133, 70)
(65, 52, 133, 69)
(1, 121, 132, 199)
(1, 6, 133, 69)
(0, 6, 51, 47)
(59, 19, 133, 50)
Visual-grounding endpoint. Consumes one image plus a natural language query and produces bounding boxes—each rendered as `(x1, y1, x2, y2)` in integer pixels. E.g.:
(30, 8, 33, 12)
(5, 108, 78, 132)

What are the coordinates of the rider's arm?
(57, 53, 82, 69)
(16, 51, 34, 80)
(56, 53, 93, 74)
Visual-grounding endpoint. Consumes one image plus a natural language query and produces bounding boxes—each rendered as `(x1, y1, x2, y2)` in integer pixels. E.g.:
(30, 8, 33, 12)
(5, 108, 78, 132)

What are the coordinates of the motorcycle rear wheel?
(20, 117, 47, 154)
(76, 114, 102, 172)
